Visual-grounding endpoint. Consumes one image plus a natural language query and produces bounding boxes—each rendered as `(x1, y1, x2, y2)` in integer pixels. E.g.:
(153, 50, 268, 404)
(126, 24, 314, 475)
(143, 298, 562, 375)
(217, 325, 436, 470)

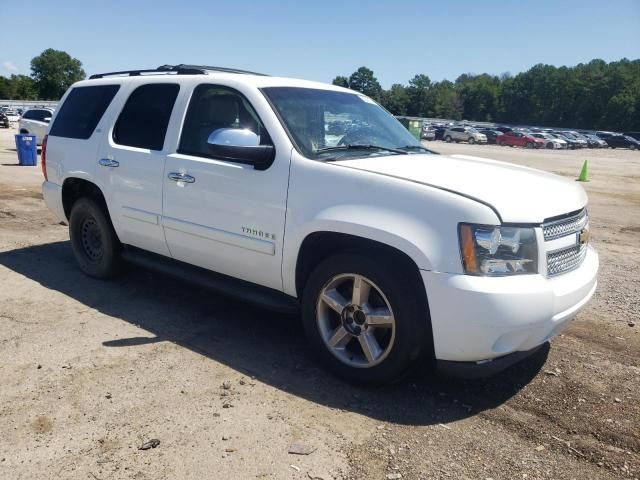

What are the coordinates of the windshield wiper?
(316, 144, 409, 155)
(397, 145, 438, 154)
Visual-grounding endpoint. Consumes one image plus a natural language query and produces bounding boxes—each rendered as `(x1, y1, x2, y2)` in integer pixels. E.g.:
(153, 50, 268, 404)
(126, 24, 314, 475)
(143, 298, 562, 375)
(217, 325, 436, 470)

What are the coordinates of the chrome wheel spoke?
(358, 331, 382, 364)
(327, 326, 351, 349)
(351, 275, 371, 306)
(366, 307, 394, 327)
(321, 289, 349, 314)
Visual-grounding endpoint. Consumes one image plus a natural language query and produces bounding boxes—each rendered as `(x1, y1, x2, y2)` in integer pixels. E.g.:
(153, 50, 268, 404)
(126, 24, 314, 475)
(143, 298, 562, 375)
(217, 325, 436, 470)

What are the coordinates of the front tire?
(69, 197, 122, 279)
(468, 137, 475, 144)
(445, 136, 452, 143)
(301, 254, 430, 385)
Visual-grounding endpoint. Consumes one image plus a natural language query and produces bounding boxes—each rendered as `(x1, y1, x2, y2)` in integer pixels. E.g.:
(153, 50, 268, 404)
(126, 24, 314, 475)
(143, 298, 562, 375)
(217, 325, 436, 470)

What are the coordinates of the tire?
(526, 142, 533, 149)
(546, 142, 554, 149)
(630, 144, 637, 150)
(69, 197, 122, 279)
(301, 253, 430, 385)
(499, 141, 506, 146)
(468, 137, 475, 144)
(445, 136, 452, 143)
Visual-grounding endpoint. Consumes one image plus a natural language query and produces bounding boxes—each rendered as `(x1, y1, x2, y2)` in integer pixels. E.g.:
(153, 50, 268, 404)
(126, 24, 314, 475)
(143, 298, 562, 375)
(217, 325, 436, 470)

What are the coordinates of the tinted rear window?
(49, 85, 120, 139)
(113, 83, 179, 150)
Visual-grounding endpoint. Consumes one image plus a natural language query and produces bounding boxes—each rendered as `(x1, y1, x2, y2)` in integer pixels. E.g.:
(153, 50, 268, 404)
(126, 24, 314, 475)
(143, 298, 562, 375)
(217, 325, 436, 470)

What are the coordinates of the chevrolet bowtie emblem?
(578, 228, 590, 245)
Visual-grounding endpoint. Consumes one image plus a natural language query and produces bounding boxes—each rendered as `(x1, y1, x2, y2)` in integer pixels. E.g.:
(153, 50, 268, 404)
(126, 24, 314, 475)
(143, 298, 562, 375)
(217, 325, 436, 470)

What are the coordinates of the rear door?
(96, 82, 180, 256)
(161, 83, 290, 291)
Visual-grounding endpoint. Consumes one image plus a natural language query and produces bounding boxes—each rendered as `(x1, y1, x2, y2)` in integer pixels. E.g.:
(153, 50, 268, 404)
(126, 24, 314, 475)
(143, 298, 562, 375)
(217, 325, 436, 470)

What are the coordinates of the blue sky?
(1, 0, 639, 87)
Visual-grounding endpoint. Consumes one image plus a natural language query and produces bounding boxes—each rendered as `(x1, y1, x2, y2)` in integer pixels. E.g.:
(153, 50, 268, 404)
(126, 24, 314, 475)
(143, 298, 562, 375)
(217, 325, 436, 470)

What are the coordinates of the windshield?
(261, 87, 425, 160)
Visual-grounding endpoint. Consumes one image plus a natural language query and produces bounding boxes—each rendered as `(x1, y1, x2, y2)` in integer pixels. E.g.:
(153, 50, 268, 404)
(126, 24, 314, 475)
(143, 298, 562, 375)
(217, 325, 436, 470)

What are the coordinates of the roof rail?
(89, 64, 267, 80)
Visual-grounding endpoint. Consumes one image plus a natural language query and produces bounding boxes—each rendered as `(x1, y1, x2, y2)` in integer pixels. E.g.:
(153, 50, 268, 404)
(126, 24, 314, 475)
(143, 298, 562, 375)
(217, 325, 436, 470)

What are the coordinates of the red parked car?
(496, 131, 544, 148)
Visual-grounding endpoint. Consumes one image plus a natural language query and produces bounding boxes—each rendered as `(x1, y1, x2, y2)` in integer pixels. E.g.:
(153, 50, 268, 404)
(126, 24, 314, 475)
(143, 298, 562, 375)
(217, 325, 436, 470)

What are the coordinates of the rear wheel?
(69, 197, 122, 279)
(499, 141, 506, 146)
(546, 142, 554, 149)
(301, 254, 430, 385)
(526, 142, 533, 148)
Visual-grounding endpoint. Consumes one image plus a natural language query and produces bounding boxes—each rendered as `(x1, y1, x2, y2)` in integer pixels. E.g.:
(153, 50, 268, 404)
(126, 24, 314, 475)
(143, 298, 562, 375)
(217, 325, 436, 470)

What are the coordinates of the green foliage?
(335, 59, 640, 131)
(1, 49, 86, 101)
(31, 48, 86, 100)
(332, 76, 350, 88)
(348, 67, 383, 101)
(0, 74, 37, 100)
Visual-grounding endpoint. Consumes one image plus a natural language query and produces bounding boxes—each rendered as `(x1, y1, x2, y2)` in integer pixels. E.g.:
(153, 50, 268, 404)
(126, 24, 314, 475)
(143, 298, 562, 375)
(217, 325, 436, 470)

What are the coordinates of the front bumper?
(422, 246, 598, 364)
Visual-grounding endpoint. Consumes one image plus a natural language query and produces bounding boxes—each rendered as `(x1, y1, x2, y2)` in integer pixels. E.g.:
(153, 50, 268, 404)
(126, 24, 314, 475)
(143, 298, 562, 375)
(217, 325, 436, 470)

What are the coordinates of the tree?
(30, 49, 85, 100)
(348, 67, 382, 100)
(406, 74, 434, 117)
(382, 84, 410, 115)
(332, 75, 350, 88)
(0, 74, 37, 99)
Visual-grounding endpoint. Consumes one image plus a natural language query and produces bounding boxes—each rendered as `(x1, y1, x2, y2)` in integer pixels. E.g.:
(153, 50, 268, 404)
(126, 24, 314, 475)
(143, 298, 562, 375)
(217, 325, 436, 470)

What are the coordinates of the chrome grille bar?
(543, 209, 588, 241)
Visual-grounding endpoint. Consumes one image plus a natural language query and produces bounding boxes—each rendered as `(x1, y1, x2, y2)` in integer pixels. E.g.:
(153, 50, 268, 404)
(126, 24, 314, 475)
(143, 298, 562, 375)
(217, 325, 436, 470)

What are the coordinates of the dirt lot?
(0, 128, 638, 480)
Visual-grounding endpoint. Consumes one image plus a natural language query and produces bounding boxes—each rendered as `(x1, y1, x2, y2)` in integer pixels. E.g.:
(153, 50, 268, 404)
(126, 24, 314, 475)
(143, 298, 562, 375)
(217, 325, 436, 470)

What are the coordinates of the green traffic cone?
(577, 160, 589, 182)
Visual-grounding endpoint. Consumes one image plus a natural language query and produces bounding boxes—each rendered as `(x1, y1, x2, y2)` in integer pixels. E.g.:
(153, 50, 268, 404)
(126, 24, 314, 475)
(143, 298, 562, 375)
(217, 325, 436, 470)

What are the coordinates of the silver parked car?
(443, 126, 487, 144)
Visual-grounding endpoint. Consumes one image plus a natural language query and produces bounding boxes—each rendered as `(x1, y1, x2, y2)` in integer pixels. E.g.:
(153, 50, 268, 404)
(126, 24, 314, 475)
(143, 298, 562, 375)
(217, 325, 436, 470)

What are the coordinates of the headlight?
(459, 224, 538, 276)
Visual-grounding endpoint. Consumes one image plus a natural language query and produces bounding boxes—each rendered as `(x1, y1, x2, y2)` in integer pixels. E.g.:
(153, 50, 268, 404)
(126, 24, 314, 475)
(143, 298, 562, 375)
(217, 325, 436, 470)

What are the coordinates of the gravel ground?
(0, 128, 638, 480)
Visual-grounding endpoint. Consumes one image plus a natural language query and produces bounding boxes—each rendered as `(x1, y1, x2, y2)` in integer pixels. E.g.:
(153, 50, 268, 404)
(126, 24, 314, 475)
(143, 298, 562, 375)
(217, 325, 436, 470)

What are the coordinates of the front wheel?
(69, 197, 122, 279)
(526, 142, 533, 149)
(499, 141, 506, 146)
(630, 144, 637, 150)
(445, 136, 452, 143)
(301, 254, 430, 385)
(468, 137, 475, 144)
(546, 142, 554, 149)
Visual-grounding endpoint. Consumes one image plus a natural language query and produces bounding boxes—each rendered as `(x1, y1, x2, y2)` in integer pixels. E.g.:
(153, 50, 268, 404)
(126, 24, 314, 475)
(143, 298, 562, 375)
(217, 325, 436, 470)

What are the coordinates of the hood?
(334, 153, 587, 223)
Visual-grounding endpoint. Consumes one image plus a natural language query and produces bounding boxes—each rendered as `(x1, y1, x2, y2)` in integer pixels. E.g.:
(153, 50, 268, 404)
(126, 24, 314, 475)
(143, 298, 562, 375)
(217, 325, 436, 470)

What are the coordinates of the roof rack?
(89, 64, 268, 80)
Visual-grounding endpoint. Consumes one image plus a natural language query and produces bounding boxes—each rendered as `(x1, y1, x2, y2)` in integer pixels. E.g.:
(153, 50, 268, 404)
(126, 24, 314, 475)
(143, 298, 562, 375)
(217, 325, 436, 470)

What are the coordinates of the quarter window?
(113, 83, 179, 150)
(49, 85, 120, 139)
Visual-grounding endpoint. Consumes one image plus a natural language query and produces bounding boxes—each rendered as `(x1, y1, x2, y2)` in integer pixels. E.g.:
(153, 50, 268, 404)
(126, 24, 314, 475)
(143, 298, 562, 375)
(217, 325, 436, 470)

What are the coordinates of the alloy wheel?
(316, 273, 395, 368)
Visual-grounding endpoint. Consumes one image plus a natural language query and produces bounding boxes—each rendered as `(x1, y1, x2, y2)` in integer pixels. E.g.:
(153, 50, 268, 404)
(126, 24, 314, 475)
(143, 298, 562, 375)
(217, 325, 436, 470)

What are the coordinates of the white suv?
(41, 64, 598, 384)
(19, 107, 54, 145)
(443, 126, 487, 144)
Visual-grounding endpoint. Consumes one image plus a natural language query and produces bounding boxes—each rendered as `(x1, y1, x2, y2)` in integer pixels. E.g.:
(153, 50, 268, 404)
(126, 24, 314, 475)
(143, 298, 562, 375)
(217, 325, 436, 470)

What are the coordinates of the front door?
(96, 82, 181, 256)
(162, 84, 290, 291)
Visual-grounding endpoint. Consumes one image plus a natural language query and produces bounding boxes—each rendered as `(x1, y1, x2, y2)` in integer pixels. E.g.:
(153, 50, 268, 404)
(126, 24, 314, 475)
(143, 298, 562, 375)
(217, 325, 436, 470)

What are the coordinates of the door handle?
(98, 158, 119, 168)
(168, 172, 195, 183)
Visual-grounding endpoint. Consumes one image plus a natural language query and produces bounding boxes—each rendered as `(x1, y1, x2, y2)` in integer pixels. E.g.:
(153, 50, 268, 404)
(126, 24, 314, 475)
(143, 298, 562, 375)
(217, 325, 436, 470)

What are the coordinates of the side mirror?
(207, 128, 275, 171)
(44, 117, 51, 123)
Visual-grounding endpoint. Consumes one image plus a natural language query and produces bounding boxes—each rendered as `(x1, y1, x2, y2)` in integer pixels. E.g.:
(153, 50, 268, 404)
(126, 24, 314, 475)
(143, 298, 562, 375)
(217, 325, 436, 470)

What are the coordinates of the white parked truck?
(41, 64, 598, 384)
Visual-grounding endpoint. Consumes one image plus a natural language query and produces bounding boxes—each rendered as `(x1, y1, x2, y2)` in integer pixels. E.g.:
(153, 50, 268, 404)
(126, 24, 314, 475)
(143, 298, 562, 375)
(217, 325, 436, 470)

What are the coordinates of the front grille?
(547, 243, 587, 277)
(543, 209, 588, 241)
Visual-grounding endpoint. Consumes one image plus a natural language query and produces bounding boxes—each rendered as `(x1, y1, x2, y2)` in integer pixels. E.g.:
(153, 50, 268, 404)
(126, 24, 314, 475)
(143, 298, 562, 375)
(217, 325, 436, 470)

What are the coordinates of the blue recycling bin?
(15, 134, 38, 166)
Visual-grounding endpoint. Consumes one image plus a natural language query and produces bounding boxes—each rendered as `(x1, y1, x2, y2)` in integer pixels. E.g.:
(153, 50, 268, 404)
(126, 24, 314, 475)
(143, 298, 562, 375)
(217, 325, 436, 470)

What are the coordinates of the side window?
(179, 84, 269, 158)
(113, 83, 179, 150)
(23, 110, 36, 120)
(49, 85, 120, 139)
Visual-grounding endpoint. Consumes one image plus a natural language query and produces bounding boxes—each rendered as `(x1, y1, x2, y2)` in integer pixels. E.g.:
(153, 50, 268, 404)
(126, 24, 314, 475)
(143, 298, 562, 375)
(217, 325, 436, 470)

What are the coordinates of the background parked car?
(3, 109, 20, 123)
(477, 128, 502, 144)
(420, 125, 436, 140)
(531, 132, 567, 149)
(443, 126, 487, 144)
(496, 131, 544, 148)
(583, 134, 608, 148)
(552, 132, 583, 149)
(623, 131, 640, 141)
(433, 126, 447, 140)
(0, 111, 10, 128)
(19, 108, 54, 145)
(604, 134, 640, 150)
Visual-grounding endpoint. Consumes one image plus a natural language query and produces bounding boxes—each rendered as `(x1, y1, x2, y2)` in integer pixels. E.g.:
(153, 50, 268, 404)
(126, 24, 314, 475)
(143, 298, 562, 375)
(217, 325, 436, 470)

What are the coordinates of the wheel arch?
(293, 230, 428, 301)
(61, 177, 108, 221)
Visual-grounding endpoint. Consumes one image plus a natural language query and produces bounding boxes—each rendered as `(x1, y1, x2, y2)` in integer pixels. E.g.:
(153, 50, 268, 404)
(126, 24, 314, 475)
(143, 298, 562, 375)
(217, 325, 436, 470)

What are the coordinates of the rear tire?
(301, 254, 430, 385)
(69, 197, 122, 279)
